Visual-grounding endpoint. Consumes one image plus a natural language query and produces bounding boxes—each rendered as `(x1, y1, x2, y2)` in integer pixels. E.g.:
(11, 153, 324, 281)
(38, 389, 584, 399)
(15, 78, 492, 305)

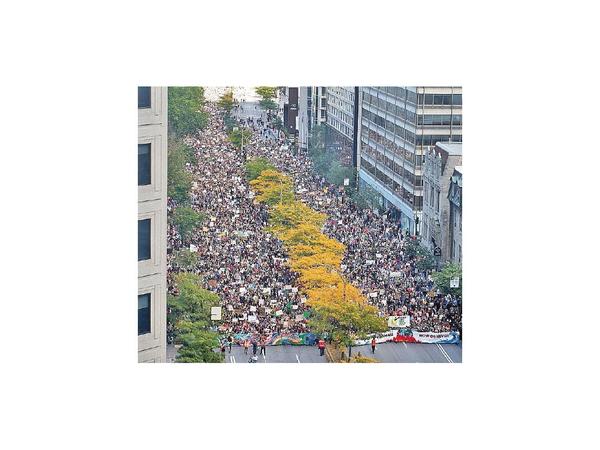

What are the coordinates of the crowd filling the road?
(167, 98, 462, 344)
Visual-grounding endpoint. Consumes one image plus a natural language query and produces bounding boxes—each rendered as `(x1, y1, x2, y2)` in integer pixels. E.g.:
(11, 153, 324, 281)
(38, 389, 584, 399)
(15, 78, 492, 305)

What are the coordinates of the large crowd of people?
(167, 99, 462, 343)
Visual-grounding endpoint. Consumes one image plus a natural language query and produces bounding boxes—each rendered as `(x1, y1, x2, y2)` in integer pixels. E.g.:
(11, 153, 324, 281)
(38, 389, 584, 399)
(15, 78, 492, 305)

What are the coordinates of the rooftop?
(436, 142, 462, 155)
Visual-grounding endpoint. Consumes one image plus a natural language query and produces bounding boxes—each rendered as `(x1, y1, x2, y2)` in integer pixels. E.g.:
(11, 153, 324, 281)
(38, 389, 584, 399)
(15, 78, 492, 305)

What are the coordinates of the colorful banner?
(230, 332, 317, 346)
(387, 315, 411, 328)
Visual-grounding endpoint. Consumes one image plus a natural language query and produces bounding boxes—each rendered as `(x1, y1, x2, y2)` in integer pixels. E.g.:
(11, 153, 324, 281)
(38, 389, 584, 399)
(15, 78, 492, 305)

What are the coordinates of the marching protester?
(318, 338, 326, 357)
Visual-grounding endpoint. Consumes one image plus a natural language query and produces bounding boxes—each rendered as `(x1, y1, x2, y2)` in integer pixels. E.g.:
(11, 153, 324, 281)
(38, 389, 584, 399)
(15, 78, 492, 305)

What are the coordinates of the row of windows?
(363, 97, 418, 124)
(362, 144, 421, 186)
(138, 293, 151, 335)
(418, 93, 462, 106)
(362, 109, 418, 145)
(138, 218, 151, 261)
(366, 87, 418, 105)
(361, 158, 423, 209)
(138, 87, 151, 108)
(417, 114, 462, 127)
(417, 134, 462, 146)
(361, 122, 420, 162)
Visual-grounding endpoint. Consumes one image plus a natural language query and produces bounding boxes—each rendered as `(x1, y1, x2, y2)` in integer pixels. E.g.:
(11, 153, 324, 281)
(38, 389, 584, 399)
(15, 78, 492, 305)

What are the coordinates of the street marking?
(229, 355, 235, 364)
(402, 342, 407, 349)
(436, 344, 453, 363)
(232, 355, 236, 364)
(295, 354, 300, 363)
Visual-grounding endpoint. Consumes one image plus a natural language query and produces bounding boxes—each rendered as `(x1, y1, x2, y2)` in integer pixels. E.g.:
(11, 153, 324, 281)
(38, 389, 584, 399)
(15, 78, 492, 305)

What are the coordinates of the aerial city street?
(138, 86, 463, 363)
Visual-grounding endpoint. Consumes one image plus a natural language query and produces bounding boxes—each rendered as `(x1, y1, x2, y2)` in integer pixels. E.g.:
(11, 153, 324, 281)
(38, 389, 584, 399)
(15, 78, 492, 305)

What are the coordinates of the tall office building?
(138, 86, 168, 363)
(357, 86, 462, 232)
(299, 86, 328, 151)
(298, 87, 310, 151)
(325, 86, 359, 166)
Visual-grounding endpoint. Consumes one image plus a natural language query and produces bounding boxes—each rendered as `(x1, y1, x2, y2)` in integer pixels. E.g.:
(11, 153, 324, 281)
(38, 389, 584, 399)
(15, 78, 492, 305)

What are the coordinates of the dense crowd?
(167, 100, 462, 341)
(168, 104, 309, 340)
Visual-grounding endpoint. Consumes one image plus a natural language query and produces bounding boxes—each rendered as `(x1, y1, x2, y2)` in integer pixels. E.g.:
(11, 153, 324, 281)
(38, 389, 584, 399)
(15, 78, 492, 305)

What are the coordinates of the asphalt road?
(222, 342, 462, 363)
(353, 342, 462, 363)
(223, 344, 328, 363)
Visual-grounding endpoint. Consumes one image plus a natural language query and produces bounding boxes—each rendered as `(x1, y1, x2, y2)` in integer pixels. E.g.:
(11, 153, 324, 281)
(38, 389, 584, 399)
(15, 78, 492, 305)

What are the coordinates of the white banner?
(411, 331, 456, 343)
(210, 307, 222, 321)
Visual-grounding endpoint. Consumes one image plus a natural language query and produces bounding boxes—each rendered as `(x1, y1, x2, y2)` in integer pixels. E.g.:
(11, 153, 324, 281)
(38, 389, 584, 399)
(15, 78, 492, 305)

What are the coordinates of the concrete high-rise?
(357, 86, 462, 233)
(138, 86, 168, 363)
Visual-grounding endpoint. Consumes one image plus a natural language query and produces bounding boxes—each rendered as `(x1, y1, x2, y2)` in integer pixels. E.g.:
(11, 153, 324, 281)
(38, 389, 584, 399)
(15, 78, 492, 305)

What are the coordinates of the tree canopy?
(172, 207, 204, 243)
(255, 86, 277, 100)
(172, 248, 199, 271)
(228, 127, 252, 150)
(245, 157, 275, 181)
(249, 169, 295, 205)
(168, 272, 223, 363)
(167, 139, 193, 204)
(432, 263, 462, 297)
(168, 87, 208, 138)
(217, 90, 235, 113)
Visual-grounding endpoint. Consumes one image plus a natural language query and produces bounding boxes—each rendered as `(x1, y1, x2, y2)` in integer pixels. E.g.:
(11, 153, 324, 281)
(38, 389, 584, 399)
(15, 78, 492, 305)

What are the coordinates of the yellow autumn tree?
(307, 284, 387, 359)
(289, 252, 343, 273)
(249, 169, 294, 205)
(268, 200, 326, 233)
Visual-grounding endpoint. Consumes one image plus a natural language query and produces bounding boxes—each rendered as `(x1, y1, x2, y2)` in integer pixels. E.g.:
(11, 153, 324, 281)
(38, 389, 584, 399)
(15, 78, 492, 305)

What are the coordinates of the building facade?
(311, 86, 327, 127)
(422, 142, 462, 263)
(357, 86, 462, 233)
(325, 86, 359, 166)
(448, 166, 463, 265)
(281, 87, 299, 138)
(298, 86, 310, 151)
(138, 86, 168, 363)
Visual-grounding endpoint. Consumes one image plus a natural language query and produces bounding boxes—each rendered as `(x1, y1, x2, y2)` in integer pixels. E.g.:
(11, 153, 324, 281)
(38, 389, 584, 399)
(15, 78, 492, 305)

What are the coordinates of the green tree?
(308, 285, 387, 361)
(172, 207, 204, 243)
(272, 116, 283, 130)
(228, 127, 252, 150)
(218, 90, 235, 113)
(167, 139, 193, 204)
(259, 98, 277, 111)
(432, 263, 462, 297)
(168, 272, 220, 326)
(172, 248, 199, 270)
(255, 86, 277, 100)
(327, 161, 354, 186)
(404, 238, 436, 271)
(168, 87, 208, 138)
(245, 157, 275, 181)
(175, 321, 223, 363)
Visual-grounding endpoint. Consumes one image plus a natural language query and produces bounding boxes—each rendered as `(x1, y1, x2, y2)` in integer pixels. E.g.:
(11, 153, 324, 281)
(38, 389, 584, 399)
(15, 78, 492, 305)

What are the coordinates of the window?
(436, 191, 441, 213)
(138, 144, 151, 186)
(138, 219, 151, 261)
(138, 87, 151, 108)
(452, 94, 462, 105)
(138, 293, 151, 335)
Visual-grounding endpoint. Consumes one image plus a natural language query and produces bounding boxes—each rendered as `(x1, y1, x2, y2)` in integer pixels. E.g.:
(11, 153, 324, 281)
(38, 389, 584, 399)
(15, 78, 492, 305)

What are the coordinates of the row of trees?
(168, 273, 223, 363)
(166, 87, 223, 362)
(248, 162, 387, 360)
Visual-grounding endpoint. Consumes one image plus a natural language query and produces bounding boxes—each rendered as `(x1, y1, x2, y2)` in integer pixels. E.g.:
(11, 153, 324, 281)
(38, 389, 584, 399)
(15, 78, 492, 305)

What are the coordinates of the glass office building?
(358, 86, 462, 232)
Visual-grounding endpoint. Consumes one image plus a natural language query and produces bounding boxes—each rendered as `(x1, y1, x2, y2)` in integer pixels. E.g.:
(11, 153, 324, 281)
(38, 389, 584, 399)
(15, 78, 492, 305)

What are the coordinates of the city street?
(222, 342, 461, 363)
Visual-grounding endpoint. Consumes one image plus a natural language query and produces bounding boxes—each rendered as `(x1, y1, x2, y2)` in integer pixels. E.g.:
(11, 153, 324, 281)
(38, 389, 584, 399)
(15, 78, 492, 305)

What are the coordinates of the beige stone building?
(138, 87, 168, 362)
(422, 142, 462, 264)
